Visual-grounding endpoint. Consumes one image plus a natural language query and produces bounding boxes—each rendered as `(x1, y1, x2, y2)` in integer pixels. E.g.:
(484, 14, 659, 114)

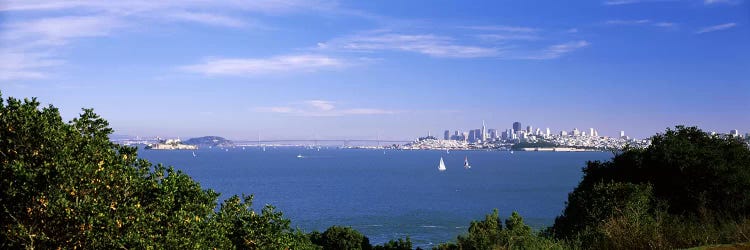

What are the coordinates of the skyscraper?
(513, 122, 522, 133)
(482, 120, 487, 142)
(527, 125, 533, 134)
(730, 129, 739, 137)
(620, 131, 625, 138)
(444, 130, 450, 140)
(545, 128, 551, 137)
(589, 128, 595, 137)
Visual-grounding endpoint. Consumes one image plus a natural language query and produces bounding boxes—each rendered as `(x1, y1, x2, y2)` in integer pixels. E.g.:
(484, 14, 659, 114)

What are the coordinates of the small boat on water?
(192, 151, 197, 157)
(297, 154, 304, 158)
(438, 157, 447, 172)
(464, 156, 471, 169)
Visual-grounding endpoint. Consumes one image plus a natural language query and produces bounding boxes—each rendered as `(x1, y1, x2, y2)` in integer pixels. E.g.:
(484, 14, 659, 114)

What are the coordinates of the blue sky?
(1, 0, 748, 140)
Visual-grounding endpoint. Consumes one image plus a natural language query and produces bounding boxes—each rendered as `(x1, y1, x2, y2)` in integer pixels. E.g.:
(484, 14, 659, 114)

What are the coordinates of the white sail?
(464, 156, 471, 169)
(438, 157, 447, 171)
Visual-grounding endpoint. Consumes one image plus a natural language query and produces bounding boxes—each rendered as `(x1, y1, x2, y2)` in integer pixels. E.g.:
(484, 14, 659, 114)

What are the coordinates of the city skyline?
(1, 0, 748, 140)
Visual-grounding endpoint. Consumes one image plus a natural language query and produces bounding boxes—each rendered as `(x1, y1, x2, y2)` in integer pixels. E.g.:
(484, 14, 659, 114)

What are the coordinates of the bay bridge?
(231, 139, 412, 147)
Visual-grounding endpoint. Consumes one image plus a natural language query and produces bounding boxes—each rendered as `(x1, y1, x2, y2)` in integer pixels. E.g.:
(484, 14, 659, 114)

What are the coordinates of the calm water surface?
(138, 147, 611, 247)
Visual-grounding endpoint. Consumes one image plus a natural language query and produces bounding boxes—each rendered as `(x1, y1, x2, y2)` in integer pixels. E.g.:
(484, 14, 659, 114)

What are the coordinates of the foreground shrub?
(0, 93, 314, 249)
(550, 126, 750, 249)
(436, 209, 564, 250)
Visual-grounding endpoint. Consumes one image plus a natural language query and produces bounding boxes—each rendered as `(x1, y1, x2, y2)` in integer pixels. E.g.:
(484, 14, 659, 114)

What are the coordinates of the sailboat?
(438, 157, 447, 172)
(464, 156, 471, 169)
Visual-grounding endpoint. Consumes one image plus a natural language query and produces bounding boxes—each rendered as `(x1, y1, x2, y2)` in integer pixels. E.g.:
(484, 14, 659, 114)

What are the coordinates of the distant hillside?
(183, 136, 234, 148)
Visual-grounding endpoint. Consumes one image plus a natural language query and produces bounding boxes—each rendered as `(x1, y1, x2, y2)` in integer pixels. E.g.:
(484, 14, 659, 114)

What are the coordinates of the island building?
(146, 138, 197, 150)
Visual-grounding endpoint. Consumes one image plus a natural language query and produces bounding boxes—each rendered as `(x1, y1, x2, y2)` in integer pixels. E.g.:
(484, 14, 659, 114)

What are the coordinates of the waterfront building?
(488, 129, 498, 140)
(513, 122, 522, 132)
(482, 121, 487, 142)
(730, 129, 740, 137)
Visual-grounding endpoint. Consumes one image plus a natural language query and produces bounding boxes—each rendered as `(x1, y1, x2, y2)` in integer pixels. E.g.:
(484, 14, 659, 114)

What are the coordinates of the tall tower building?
(620, 131, 626, 138)
(589, 128, 595, 137)
(482, 120, 487, 142)
(444, 130, 450, 140)
(527, 125, 533, 134)
(545, 128, 551, 137)
(513, 122, 522, 133)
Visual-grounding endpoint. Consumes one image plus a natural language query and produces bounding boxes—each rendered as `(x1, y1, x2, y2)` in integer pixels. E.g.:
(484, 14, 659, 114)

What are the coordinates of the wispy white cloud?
(525, 41, 590, 60)
(606, 19, 652, 25)
(0, 0, 336, 14)
(696, 22, 737, 34)
(2, 15, 124, 46)
(603, 0, 677, 5)
(460, 25, 538, 33)
(476, 34, 540, 41)
(0, 50, 64, 80)
(0, 0, 339, 80)
(654, 22, 676, 28)
(317, 31, 500, 58)
(0, 15, 123, 80)
(166, 11, 248, 28)
(254, 100, 397, 116)
(181, 54, 346, 76)
(604, 0, 646, 5)
(704, 0, 742, 5)
(605, 19, 677, 28)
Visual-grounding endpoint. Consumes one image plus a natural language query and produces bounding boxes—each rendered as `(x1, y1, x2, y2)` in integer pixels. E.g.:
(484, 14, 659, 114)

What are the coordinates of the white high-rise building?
(572, 128, 580, 137)
(482, 120, 487, 141)
(527, 125, 533, 134)
(589, 128, 595, 137)
(730, 129, 739, 137)
(620, 131, 626, 138)
(545, 128, 551, 137)
(560, 130, 568, 136)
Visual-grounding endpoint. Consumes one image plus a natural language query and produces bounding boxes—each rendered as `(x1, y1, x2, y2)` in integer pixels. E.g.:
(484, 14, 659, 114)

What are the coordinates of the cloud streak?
(525, 41, 590, 60)
(254, 100, 397, 117)
(605, 19, 677, 28)
(696, 22, 737, 34)
(181, 54, 346, 76)
(318, 31, 500, 58)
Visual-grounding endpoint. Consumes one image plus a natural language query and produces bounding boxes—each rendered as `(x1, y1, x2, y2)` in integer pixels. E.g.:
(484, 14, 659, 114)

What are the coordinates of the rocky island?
(183, 136, 234, 148)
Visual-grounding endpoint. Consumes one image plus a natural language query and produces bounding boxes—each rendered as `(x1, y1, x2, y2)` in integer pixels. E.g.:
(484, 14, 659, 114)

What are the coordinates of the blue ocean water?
(137, 147, 612, 247)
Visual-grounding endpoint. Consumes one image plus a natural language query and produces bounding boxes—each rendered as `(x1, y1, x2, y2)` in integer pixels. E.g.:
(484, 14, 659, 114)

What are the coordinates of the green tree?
(0, 92, 315, 249)
(438, 209, 562, 250)
(550, 126, 750, 249)
(373, 237, 412, 250)
(311, 226, 372, 250)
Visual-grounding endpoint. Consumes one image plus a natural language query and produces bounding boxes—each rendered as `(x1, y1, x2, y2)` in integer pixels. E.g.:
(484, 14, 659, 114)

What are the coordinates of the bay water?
(138, 147, 612, 247)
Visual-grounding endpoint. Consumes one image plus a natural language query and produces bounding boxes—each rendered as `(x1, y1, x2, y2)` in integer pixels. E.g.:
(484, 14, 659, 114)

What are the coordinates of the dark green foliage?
(436, 209, 563, 250)
(373, 237, 412, 250)
(311, 225, 372, 250)
(550, 126, 750, 249)
(511, 140, 557, 150)
(0, 92, 314, 249)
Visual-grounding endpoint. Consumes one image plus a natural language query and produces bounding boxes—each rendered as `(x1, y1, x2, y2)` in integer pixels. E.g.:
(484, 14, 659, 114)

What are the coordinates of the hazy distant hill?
(183, 136, 234, 148)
